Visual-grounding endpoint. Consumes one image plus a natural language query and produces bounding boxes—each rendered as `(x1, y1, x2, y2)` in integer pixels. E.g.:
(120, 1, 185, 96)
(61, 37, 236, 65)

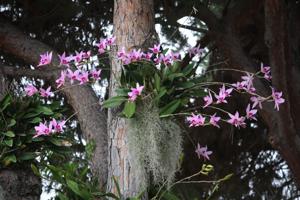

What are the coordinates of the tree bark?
(0, 168, 41, 200)
(0, 20, 108, 188)
(264, 0, 300, 186)
(107, 0, 156, 197)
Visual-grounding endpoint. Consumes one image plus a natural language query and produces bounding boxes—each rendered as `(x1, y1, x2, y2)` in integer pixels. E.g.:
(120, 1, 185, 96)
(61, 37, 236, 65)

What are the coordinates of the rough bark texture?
(0, 21, 108, 188)
(264, 0, 300, 185)
(107, 0, 156, 197)
(0, 168, 41, 200)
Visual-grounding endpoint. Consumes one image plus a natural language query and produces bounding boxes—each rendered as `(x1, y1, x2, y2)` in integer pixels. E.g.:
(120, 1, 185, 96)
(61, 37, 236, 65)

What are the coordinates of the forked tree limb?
(0, 19, 108, 188)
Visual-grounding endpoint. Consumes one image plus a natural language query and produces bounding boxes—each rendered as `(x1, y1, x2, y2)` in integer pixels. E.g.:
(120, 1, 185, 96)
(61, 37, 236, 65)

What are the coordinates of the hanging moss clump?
(128, 99, 183, 190)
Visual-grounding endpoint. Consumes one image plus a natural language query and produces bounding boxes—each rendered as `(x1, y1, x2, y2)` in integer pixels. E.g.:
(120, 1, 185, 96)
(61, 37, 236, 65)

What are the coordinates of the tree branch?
(0, 19, 108, 188)
(179, 34, 211, 68)
(177, 22, 208, 33)
(0, 64, 55, 80)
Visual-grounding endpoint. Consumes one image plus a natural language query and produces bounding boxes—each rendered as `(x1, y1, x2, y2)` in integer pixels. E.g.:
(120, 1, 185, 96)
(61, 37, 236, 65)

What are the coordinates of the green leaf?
(154, 73, 161, 91)
(8, 119, 16, 127)
(162, 48, 169, 55)
(18, 152, 38, 161)
(66, 180, 81, 195)
(170, 61, 180, 73)
(161, 191, 180, 200)
(116, 88, 130, 96)
(29, 117, 42, 124)
(3, 154, 17, 166)
(191, 90, 207, 97)
(66, 179, 91, 199)
(122, 101, 136, 118)
(167, 73, 184, 81)
(31, 164, 41, 176)
(93, 192, 119, 199)
(177, 81, 195, 89)
(57, 193, 69, 200)
(221, 173, 234, 182)
(159, 100, 181, 117)
(154, 88, 167, 103)
(4, 139, 13, 147)
(48, 137, 64, 146)
(102, 96, 127, 108)
(4, 131, 15, 137)
(23, 112, 41, 119)
(0, 94, 11, 111)
(112, 176, 122, 199)
(38, 106, 53, 115)
(182, 64, 194, 77)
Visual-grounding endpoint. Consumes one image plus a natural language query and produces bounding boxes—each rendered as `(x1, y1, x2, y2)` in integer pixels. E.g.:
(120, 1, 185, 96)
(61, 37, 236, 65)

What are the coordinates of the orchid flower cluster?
(28, 37, 116, 138)
(117, 44, 181, 66)
(29, 36, 285, 162)
(34, 118, 65, 138)
(186, 65, 284, 132)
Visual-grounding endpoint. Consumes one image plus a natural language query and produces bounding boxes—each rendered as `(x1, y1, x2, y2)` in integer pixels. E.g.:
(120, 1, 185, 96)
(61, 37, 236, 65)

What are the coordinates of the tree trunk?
(0, 168, 41, 200)
(107, 0, 156, 197)
(264, 0, 300, 186)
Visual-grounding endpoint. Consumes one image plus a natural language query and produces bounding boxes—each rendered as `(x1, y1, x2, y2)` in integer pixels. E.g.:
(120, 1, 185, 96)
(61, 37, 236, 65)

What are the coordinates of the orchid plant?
(0, 35, 286, 199)
(22, 35, 285, 162)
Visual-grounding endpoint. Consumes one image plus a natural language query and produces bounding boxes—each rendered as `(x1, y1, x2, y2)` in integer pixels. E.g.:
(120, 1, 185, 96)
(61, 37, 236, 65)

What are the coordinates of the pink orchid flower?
(260, 63, 272, 81)
(227, 111, 246, 128)
(106, 36, 116, 45)
(271, 88, 285, 111)
(260, 63, 271, 74)
(25, 85, 38, 96)
(34, 122, 53, 138)
(210, 113, 221, 128)
(79, 71, 89, 85)
(246, 104, 257, 120)
(90, 69, 102, 80)
(128, 84, 144, 101)
(143, 52, 153, 61)
(58, 52, 71, 66)
(117, 47, 126, 59)
(96, 39, 107, 54)
(56, 71, 66, 88)
(170, 51, 181, 61)
(241, 73, 254, 91)
(187, 113, 206, 127)
(203, 92, 213, 108)
(37, 51, 52, 67)
(82, 51, 91, 59)
(232, 81, 245, 90)
(67, 69, 81, 84)
(215, 85, 233, 104)
(188, 45, 204, 57)
(130, 49, 143, 62)
(50, 118, 65, 133)
(40, 86, 53, 98)
(195, 143, 213, 160)
(160, 54, 172, 65)
(149, 44, 161, 54)
(250, 96, 264, 109)
(73, 51, 84, 63)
